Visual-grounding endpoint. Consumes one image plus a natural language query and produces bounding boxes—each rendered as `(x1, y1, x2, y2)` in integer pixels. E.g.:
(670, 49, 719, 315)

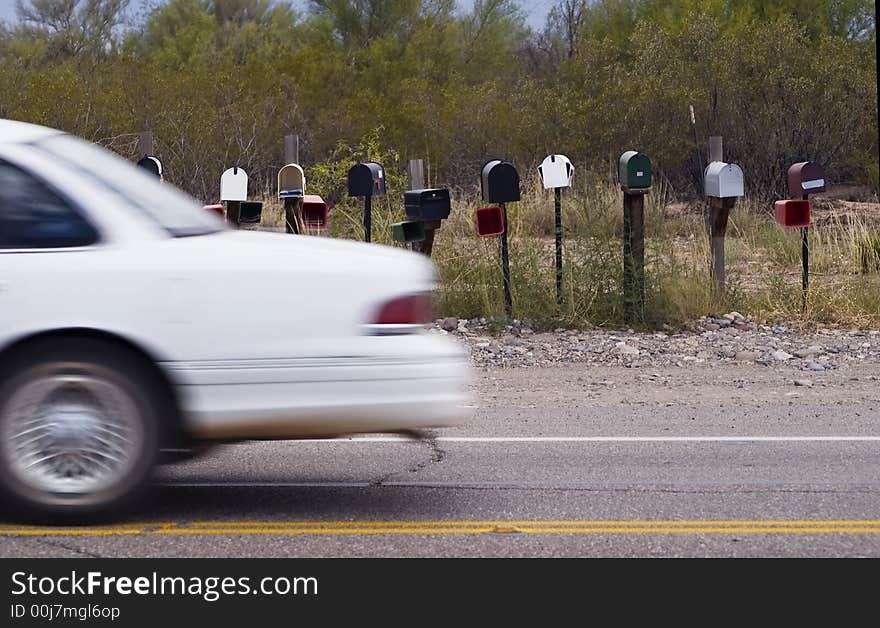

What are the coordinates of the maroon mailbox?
(475, 206, 505, 237)
(787, 162, 825, 199)
(774, 199, 811, 228)
(301, 195, 329, 230)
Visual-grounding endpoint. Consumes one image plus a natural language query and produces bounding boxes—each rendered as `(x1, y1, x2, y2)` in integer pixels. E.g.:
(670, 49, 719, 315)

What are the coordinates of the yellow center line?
(183, 520, 880, 528)
(2, 520, 880, 536)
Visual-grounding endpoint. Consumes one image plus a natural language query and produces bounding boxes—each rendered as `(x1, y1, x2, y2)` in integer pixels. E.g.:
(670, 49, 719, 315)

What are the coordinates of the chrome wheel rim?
(1, 366, 143, 498)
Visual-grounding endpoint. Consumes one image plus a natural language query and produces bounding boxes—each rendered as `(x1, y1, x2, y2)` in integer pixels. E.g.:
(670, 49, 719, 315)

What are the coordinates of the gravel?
(430, 313, 880, 371)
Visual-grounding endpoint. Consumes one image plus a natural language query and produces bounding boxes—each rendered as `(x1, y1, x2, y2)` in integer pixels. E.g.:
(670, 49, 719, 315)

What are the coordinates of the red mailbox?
(787, 162, 825, 198)
(301, 195, 329, 230)
(774, 199, 811, 228)
(203, 204, 224, 217)
(475, 205, 505, 237)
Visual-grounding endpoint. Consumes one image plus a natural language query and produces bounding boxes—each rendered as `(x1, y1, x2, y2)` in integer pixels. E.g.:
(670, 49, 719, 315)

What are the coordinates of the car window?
(32, 134, 223, 238)
(0, 160, 99, 249)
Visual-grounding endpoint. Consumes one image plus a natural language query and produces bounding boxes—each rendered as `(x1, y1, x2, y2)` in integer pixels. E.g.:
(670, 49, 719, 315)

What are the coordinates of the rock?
(734, 323, 755, 332)
(735, 351, 761, 361)
(794, 346, 823, 358)
(772, 350, 793, 361)
(806, 362, 826, 371)
(793, 379, 814, 387)
(440, 317, 459, 332)
(705, 323, 721, 331)
(613, 342, 640, 356)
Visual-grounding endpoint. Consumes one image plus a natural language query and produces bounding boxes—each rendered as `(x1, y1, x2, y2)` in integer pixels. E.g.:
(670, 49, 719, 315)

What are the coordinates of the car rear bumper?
(164, 339, 473, 440)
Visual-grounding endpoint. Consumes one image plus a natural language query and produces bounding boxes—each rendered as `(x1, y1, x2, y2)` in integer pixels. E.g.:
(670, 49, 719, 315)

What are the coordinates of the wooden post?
(282, 135, 303, 234)
(623, 193, 645, 324)
(500, 202, 512, 317)
(408, 159, 437, 256)
(225, 201, 241, 228)
(706, 136, 733, 291)
(284, 135, 299, 164)
(138, 131, 153, 157)
(407, 159, 425, 190)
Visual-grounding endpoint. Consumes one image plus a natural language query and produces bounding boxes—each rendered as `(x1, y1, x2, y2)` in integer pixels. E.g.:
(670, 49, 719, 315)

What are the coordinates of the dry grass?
(255, 176, 880, 330)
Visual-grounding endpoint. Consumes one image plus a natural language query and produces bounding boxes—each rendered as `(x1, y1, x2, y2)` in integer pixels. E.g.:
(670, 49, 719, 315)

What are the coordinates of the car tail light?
(366, 293, 433, 335)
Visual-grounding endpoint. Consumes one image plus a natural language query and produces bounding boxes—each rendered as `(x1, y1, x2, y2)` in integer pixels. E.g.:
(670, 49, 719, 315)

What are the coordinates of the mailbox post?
(539, 154, 574, 306)
(348, 162, 386, 243)
(400, 188, 451, 256)
(782, 161, 825, 309)
(279, 163, 306, 234)
(703, 137, 745, 290)
(618, 151, 652, 324)
(481, 160, 520, 317)
(220, 165, 261, 228)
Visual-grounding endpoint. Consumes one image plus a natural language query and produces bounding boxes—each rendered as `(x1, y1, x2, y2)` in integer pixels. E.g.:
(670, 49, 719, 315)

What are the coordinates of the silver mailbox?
(704, 162, 744, 199)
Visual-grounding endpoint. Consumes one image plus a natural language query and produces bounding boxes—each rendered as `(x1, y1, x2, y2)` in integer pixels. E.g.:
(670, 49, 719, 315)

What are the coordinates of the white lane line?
(314, 436, 880, 443)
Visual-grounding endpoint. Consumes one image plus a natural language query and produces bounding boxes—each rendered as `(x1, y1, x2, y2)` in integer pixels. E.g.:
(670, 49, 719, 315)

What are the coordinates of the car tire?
(0, 338, 161, 522)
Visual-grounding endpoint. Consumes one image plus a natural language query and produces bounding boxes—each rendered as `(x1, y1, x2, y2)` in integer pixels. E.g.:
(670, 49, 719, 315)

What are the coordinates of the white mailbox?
(220, 167, 248, 202)
(278, 163, 305, 199)
(704, 162, 744, 198)
(539, 154, 574, 190)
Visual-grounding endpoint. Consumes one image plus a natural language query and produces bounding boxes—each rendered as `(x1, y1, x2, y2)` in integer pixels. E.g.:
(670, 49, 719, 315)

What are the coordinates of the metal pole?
(555, 187, 563, 306)
(500, 202, 512, 317)
(364, 195, 372, 243)
(623, 193, 645, 324)
(801, 192, 810, 312)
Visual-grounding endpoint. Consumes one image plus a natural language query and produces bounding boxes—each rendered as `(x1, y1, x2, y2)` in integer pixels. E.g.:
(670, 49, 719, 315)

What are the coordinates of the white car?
(0, 120, 471, 519)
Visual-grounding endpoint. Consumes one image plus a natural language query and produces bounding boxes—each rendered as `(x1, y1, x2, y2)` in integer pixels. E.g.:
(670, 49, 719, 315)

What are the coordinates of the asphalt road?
(2, 362, 879, 557)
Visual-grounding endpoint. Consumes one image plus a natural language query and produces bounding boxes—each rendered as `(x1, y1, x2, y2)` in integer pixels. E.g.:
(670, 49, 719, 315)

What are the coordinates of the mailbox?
(618, 151, 652, 192)
(301, 195, 329, 230)
(787, 162, 825, 198)
(404, 188, 451, 221)
(278, 164, 305, 198)
(475, 205, 505, 237)
(704, 162, 744, 198)
(238, 201, 263, 224)
(481, 160, 520, 203)
(774, 200, 811, 228)
(137, 156, 162, 178)
(539, 154, 574, 190)
(348, 162, 386, 197)
(220, 167, 248, 202)
(203, 204, 224, 217)
(392, 221, 426, 243)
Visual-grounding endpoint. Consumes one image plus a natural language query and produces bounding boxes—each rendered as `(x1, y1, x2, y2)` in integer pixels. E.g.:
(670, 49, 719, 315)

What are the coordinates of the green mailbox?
(392, 220, 426, 243)
(618, 151, 652, 193)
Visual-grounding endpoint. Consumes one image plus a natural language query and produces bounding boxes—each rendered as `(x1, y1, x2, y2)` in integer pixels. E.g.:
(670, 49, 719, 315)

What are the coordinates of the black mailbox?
(137, 156, 162, 178)
(481, 160, 520, 203)
(404, 188, 451, 221)
(238, 201, 263, 224)
(348, 162, 386, 197)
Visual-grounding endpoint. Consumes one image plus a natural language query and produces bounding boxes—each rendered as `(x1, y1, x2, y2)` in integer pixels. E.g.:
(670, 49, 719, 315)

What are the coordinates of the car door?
(0, 158, 103, 348)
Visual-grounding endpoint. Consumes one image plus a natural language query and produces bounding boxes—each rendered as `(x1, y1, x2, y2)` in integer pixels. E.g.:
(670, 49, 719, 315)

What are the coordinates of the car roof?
(0, 119, 62, 145)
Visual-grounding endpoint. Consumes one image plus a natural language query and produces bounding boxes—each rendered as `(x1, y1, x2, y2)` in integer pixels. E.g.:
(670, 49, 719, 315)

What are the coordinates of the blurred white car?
(0, 120, 471, 519)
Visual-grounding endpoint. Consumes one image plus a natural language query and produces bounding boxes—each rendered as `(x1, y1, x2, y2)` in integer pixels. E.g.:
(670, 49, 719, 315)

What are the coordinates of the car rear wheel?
(0, 339, 160, 521)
